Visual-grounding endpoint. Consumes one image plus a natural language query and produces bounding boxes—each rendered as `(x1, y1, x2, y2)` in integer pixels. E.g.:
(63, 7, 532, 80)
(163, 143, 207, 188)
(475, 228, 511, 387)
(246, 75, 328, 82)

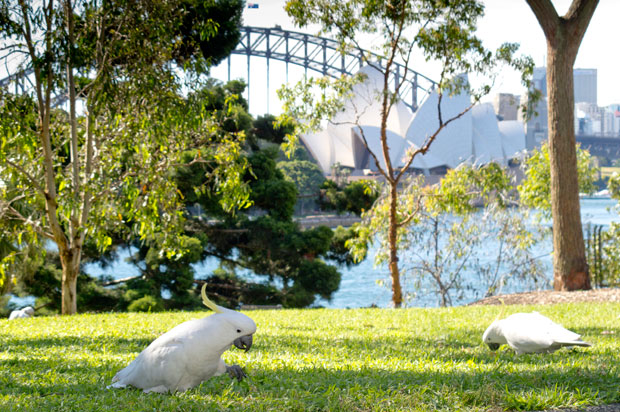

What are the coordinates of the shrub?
(127, 295, 163, 312)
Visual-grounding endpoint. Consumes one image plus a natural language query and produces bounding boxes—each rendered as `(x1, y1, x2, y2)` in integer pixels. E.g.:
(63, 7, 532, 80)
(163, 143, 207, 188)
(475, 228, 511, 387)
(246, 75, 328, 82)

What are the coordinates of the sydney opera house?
(301, 66, 526, 176)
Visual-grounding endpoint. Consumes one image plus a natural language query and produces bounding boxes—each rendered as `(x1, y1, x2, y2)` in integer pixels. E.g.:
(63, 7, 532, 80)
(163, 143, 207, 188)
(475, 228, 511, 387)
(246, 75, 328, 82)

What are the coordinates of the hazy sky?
(212, 0, 619, 114)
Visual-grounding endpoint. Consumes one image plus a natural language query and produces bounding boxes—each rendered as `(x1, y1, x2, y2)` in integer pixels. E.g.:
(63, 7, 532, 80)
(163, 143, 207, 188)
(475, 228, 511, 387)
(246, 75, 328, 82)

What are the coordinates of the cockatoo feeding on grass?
(482, 311, 591, 355)
(8, 306, 34, 320)
(109, 285, 256, 393)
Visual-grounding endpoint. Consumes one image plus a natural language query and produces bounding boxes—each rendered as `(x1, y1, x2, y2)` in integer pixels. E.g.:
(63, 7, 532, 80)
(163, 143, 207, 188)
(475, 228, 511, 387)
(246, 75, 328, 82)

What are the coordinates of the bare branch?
(2, 204, 54, 240)
(101, 274, 143, 286)
(396, 94, 479, 183)
(354, 125, 390, 182)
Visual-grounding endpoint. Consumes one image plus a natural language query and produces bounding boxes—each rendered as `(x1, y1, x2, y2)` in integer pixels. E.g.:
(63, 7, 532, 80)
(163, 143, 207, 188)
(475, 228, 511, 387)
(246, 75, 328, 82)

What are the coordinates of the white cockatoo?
(8, 306, 35, 320)
(109, 284, 256, 393)
(482, 311, 591, 355)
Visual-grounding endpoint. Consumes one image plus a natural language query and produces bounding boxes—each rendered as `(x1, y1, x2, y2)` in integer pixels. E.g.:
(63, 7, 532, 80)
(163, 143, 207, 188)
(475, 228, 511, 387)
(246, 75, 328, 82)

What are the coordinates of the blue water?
(10, 198, 619, 309)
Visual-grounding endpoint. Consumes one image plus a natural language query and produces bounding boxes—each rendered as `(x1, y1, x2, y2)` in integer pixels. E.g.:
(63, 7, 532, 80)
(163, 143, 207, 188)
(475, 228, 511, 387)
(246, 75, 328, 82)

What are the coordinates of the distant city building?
(575, 102, 602, 135)
(521, 67, 600, 148)
(573, 68, 597, 105)
(532, 67, 547, 97)
(601, 104, 620, 136)
(518, 94, 548, 150)
(531, 67, 597, 105)
(493, 93, 520, 121)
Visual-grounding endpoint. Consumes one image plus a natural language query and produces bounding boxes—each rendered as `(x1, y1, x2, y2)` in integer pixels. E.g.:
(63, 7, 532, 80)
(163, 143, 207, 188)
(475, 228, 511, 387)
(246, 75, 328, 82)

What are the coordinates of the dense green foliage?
(251, 114, 297, 149)
(0, 0, 249, 313)
(582, 172, 620, 288)
(277, 160, 325, 215)
(1, 303, 619, 411)
(2, 76, 351, 312)
(319, 179, 380, 216)
(518, 142, 598, 218)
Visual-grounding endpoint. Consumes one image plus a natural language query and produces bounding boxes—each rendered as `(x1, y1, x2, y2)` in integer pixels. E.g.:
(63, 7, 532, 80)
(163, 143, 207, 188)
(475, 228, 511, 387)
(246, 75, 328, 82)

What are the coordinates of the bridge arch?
(1, 26, 436, 113)
(225, 26, 437, 113)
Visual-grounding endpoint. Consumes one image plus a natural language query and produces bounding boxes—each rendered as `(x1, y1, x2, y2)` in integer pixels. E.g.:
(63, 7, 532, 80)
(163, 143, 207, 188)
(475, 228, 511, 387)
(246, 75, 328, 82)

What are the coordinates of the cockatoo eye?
(236, 329, 241, 333)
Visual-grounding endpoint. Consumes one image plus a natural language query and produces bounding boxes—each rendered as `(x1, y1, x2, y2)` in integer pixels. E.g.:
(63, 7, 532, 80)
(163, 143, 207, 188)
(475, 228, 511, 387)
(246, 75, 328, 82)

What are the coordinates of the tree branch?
(565, 0, 599, 53)
(524, 0, 560, 44)
(3, 159, 45, 196)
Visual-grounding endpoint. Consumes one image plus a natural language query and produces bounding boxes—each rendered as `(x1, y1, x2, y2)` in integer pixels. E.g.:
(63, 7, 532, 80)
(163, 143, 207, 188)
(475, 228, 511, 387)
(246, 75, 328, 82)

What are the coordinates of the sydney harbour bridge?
(0, 26, 436, 114)
(2, 25, 620, 157)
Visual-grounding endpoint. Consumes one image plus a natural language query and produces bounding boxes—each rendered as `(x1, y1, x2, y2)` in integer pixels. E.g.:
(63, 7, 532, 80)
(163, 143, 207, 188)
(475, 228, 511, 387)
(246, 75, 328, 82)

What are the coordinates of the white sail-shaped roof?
(471, 103, 505, 165)
(300, 66, 528, 175)
(353, 125, 408, 171)
(326, 122, 356, 168)
(300, 128, 333, 173)
(332, 65, 413, 137)
(498, 120, 526, 159)
(404, 86, 473, 169)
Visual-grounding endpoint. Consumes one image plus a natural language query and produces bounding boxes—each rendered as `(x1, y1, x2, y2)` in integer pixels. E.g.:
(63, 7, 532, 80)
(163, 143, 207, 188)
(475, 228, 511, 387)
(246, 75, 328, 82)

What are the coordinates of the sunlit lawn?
(1, 303, 619, 411)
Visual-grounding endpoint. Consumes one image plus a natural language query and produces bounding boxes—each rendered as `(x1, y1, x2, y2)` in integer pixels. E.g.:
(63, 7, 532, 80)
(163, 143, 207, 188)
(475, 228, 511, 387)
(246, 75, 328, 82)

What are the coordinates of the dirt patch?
(469, 288, 620, 306)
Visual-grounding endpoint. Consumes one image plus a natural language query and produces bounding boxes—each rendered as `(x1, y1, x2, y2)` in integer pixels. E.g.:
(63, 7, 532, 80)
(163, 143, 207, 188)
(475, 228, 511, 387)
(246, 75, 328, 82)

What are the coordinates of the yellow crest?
(201, 283, 223, 313)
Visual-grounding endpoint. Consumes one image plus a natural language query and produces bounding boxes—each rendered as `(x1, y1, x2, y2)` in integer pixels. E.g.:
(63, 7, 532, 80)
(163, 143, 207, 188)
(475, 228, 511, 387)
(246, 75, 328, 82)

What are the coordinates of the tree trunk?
(61, 261, 78, 315)
(526, 0, 599, 291)
(388, 182, 403, 307)
(546, 41, 590, 291)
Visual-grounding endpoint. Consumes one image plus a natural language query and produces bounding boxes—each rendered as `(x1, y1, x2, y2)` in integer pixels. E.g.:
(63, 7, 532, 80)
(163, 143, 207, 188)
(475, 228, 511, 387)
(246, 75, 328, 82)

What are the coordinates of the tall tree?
(524, 0, 599, 290)
(281, 0, 533, 307)
(0, 0, 249, 314)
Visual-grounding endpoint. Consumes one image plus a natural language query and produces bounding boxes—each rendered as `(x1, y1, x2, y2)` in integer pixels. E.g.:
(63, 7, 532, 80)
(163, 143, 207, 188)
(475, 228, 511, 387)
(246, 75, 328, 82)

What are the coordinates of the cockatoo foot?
(226, 364, 247, 382)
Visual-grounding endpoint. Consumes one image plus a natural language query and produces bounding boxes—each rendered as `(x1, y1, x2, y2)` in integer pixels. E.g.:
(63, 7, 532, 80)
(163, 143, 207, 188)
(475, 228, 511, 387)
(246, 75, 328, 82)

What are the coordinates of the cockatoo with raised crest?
(109, 284, 256, 393)
(482, 311, 591, 355)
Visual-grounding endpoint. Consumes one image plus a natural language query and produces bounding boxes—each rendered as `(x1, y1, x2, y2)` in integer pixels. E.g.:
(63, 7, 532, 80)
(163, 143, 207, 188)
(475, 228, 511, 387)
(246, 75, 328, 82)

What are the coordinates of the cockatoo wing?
(110, 287, 257, 393)
(8, 310, 29, 320)
(501, 312, 589, 354)
(500, 314, 554, 354)
(111, 318, 223, 392)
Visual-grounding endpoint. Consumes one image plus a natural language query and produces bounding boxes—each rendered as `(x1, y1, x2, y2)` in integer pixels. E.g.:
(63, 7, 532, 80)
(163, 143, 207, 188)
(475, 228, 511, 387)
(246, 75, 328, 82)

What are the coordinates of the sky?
(210, 0, 620, 115)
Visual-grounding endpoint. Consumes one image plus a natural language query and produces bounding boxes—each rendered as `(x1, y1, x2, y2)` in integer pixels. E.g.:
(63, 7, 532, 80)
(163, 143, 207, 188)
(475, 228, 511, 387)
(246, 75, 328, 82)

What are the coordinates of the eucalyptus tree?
(279, 0, 534, 307)
(524, 0, 599, 290)
(0, 0, 249, 314)
(518, 142, 597, 219)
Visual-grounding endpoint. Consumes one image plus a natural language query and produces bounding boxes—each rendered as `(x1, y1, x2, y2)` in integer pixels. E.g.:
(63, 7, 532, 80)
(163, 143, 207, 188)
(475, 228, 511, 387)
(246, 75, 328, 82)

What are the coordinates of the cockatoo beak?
(487, 343, 500, 351)
(233, 335, 253, 352)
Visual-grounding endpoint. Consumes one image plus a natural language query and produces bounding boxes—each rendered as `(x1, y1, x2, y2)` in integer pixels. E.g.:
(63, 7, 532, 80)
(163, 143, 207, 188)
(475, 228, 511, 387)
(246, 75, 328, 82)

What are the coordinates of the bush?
(127, 295, 163, 312)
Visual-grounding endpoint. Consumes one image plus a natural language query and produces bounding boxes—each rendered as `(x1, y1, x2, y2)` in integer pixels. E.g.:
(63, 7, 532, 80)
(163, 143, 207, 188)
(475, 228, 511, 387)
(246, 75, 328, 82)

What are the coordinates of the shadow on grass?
(0, 335, 153, 354)
(1, 324, 618, 411)
(1, 357, 618, 412)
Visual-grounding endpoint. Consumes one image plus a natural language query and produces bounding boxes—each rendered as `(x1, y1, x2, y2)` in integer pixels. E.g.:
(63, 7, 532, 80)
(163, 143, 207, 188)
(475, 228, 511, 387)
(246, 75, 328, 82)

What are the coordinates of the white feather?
(8, 306, 34, 320)
(482, 312, 591, 355)
(109, 305, 256, 393)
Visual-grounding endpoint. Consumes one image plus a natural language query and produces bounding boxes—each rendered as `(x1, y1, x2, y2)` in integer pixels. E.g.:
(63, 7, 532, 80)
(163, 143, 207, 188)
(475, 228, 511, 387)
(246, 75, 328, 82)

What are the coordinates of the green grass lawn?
(1, 303, 619, 412)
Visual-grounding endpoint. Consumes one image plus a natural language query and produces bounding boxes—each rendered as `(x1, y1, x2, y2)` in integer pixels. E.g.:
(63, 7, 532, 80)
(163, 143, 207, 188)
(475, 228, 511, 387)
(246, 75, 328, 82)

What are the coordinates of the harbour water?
(81, 198, 618, 308)
(322, 197, 618, 308)
(10, 198, 619, 309)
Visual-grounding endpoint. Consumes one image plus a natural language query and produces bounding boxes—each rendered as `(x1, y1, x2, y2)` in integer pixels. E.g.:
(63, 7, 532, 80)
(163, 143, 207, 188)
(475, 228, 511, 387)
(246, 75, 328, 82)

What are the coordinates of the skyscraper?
(522, 67, 599, 147)
(531, 67, 597, 104)
(573, 68, 597, 105)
